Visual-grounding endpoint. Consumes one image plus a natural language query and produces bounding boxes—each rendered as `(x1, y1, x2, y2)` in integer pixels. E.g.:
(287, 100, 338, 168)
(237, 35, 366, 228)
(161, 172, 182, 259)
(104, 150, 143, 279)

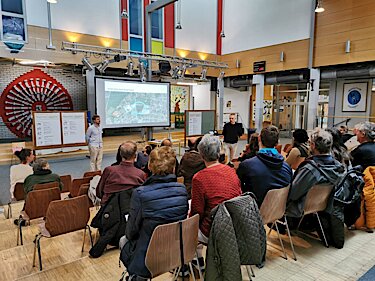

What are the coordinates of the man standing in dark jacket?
(237, 125, 292, 206)
(120, 146, 188, 279)
(222, 113, 243, 161)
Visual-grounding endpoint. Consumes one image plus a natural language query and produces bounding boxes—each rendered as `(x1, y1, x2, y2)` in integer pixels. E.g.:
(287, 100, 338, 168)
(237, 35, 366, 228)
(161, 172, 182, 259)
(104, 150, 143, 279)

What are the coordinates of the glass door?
(273, 84, 308, 138)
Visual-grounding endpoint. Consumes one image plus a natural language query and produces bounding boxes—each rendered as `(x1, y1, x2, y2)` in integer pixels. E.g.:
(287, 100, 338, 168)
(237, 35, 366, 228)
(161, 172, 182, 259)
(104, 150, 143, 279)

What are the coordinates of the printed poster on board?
(171, 85, 189, 113)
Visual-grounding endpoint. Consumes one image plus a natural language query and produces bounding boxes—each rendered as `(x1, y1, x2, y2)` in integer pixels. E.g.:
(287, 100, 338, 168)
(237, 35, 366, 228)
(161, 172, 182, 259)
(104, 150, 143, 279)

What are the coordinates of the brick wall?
(0, 63, 87, 140)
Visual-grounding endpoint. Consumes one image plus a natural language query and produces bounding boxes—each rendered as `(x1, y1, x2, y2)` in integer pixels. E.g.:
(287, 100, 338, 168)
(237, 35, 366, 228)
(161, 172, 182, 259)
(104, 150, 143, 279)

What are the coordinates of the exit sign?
(253, 61, 266, 73)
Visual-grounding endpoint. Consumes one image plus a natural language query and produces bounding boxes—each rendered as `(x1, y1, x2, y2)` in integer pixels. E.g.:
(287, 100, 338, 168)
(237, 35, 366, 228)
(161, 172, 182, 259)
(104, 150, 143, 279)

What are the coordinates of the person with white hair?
(190, 135, 241, 243)
(351, 121, 375, 170)
(189, 134, 242, 270)
(286, 129, 345, 219)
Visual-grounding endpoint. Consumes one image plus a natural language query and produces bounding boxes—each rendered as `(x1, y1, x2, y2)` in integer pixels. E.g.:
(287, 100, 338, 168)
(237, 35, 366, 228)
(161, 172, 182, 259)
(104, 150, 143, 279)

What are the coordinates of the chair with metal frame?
(33, 181, 59, 191)
(259, 185, 297, 261)
(83, 170, 102, 178)
(6, 182, 25, 219)
(70, 177, 92, 197)
(60, 174, 72, 193)
(14, 182, 25, 201)
(121, 214, 202, 280)
(16, 187, 61, 246)
(146, 214, 201, 281)
(297, 184, 334, 248)
(32, 195, 93, 271)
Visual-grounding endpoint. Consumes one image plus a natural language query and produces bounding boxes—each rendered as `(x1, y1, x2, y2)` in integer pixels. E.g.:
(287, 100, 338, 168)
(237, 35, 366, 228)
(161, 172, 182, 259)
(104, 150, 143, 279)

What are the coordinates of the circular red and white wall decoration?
(0, 69, 73, 138)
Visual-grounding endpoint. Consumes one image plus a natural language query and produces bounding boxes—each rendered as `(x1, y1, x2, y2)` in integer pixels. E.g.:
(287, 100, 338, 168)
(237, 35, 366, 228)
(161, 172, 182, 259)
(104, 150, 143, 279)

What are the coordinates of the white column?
(253, 74, 265, 132)
(307, 68, 320, 130)
(217, 78, 224, 130)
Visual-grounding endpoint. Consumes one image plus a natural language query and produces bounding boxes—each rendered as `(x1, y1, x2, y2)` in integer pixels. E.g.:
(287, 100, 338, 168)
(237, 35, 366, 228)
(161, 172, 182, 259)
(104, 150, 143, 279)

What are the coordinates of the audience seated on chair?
(190, 134, 242, 244)
(339, 125, 353, 143)
(237, 126, 292, 206)
(10, 148, 34, 200)
(120, 146, 188, 280)
(355, 166, 375, 230)
(23, 158, 63, 196)
(96, 141, 146, 205)
(285, 129, 310, 170)
(177, 137, 205, 199)
(134, 145, 151, 170)
(237, 133, 259, 162)
(111, 145, 122, 166)
(160, 138, 179, 174)
(351, 122, 375, 170)
(286, 128, 345, 224)
(326, 127, 351, 166)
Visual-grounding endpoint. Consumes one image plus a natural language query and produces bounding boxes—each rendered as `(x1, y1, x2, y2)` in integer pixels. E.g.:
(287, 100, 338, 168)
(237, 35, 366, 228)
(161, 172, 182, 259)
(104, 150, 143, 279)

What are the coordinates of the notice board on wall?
(32, 111, 87, 149)
(184, 110, 216, 144)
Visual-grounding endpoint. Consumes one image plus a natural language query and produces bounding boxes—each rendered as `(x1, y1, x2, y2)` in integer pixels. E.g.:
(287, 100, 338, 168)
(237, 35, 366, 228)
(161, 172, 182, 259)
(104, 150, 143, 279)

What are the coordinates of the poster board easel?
(184, 110, 216, 146)
(32, 111, 88, 150)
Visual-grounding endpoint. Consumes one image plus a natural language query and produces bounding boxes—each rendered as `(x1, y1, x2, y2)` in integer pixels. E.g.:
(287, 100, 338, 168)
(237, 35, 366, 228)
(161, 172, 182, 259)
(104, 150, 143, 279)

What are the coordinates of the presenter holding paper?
(86, 114, 103, 171)
(223, 113, 243, 162)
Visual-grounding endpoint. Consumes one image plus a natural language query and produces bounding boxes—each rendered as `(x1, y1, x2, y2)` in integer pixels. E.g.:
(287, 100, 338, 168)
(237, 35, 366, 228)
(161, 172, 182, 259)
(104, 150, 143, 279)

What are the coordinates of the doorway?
(273, 84, 308, 138)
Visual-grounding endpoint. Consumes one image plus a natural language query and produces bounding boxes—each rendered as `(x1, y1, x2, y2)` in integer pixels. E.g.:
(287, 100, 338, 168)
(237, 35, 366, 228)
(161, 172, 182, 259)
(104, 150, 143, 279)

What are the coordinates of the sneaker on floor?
(178, 265, 190, 277)
(192, 257, 205, 271)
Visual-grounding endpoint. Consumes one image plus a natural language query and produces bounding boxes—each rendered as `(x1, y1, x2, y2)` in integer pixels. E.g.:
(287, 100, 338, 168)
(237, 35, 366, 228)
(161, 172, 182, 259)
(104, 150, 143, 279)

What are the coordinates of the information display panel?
(32, 111, 88, 150)
(184, 109, 216, 147)
(33, 112, 62, 148)
(61, 112, 87, 145)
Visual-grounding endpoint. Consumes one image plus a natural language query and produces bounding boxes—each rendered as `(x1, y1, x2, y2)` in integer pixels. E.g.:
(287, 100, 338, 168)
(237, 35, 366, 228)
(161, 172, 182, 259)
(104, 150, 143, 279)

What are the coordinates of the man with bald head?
(96, 141, 147, 205)
(160, 138, 172, 147)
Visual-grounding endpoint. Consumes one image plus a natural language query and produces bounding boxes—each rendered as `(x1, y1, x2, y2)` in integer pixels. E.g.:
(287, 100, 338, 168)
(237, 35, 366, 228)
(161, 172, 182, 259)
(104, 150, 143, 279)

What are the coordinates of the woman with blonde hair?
(120, 146, 188, 280)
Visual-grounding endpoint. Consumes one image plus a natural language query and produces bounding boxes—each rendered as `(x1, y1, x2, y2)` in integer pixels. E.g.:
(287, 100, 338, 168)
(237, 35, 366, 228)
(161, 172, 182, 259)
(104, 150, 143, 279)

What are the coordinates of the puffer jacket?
(120, 174, 188, 278)
(206, 194, 266, 281)
(355, 166, 375, 229)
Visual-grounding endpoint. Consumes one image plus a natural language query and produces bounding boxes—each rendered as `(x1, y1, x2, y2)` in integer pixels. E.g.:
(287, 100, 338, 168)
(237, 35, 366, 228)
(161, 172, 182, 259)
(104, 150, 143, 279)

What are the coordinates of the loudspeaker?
(159, 61, 171, 75)
(210, 78, 217, 91)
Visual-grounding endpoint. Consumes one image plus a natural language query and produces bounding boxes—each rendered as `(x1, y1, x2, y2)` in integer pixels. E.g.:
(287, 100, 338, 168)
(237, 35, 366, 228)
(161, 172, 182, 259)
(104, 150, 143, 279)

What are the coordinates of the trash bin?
(247, 128, 257, 143)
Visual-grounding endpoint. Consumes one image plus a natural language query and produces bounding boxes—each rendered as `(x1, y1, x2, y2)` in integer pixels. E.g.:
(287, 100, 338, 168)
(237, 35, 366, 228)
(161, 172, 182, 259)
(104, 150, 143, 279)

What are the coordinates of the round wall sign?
(347, 89, 361, 107)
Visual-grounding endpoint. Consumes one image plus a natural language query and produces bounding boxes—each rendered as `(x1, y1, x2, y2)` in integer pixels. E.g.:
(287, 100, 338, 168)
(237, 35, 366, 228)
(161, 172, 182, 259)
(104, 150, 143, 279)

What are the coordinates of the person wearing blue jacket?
(237, 125, 292, 206)
(120, 146, 188, 280)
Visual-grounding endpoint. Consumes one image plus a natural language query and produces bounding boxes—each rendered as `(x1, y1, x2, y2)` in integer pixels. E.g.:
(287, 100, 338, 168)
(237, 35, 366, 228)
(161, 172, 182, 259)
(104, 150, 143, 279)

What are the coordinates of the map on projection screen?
(96, 79, 170, 128)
